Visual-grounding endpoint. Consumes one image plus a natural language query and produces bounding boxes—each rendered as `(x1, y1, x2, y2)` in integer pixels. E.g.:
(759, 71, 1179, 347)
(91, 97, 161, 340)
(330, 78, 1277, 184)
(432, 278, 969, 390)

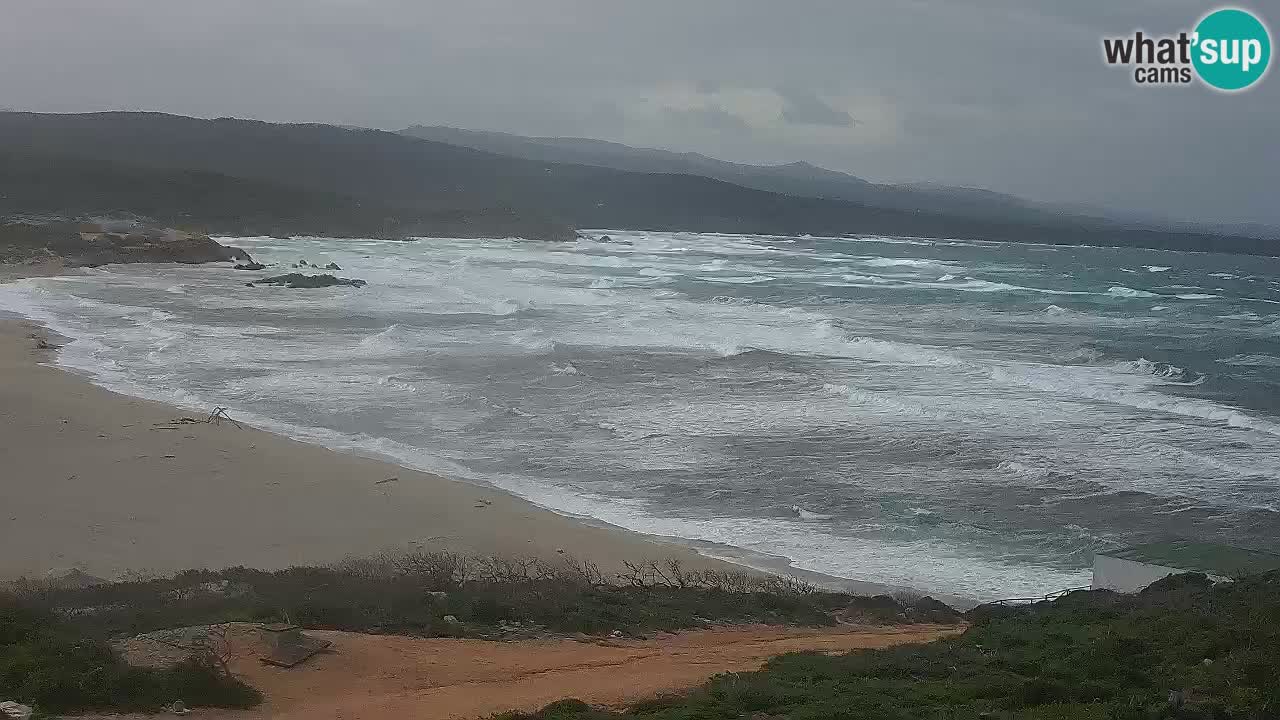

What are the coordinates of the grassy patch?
(497, 572, 1280, 720)
(11, 554, 958, 642)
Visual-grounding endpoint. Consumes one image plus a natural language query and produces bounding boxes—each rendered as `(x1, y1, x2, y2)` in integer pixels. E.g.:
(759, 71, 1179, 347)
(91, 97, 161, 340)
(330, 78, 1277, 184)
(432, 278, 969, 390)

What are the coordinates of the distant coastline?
(3, 110, 1277, 257)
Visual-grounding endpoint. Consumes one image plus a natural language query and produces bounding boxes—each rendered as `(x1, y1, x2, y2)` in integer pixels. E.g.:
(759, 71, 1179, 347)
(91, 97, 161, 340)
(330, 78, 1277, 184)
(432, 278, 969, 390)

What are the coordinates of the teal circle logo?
(1192, 8, 1271, 91)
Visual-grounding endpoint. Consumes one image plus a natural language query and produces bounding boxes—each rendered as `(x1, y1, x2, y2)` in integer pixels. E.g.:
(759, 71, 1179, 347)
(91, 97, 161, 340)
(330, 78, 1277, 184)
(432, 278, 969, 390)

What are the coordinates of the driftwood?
(206, 406, 242, 428)
(28, 332, 60, 351)
(152, 407, 242, 431)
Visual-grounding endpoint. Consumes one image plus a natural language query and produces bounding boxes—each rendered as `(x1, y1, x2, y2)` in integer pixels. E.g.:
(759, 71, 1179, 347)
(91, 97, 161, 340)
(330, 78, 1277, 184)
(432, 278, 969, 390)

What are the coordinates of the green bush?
(2, 553, 960, 716)
(0, 597, 259, 715)
(12, 554, 957, 642)
(498, 571, 1280, 720)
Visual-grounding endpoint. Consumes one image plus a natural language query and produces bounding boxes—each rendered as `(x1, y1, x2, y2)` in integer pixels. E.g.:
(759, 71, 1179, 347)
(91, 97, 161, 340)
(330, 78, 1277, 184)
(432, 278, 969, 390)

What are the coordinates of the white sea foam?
(1107, 286, 1158, 298)
(791, 505, 835, 521)
(5, 230, 1279, 601)
(861, 257, 954, 268)
(989, 366, 1280, 436)
(1222, 354, 1280, 367)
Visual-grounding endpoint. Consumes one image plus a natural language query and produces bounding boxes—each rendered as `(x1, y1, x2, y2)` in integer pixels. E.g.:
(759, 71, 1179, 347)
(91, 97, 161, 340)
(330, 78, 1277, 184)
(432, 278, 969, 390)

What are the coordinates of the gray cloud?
(777, 87, 857, 126)
(662, 104, 752, 133)
(0, 0, 1276, 225)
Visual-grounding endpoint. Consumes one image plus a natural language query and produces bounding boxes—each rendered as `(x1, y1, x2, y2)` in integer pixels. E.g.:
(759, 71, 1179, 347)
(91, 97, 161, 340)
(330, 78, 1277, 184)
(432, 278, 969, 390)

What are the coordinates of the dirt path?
(111, 623, 960, 719)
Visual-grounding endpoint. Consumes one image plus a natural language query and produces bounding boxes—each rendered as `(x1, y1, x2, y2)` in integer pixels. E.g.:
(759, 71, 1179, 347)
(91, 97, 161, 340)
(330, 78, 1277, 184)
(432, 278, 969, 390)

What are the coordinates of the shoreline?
(0, 264, 969, 606)
(0, 313, 739, 582)
(0, 266, 946, 602)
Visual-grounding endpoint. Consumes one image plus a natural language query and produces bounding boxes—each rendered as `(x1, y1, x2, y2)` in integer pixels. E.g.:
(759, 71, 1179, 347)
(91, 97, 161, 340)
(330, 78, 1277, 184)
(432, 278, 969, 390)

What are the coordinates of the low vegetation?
(0, 597, 259, 716)
(499, 571, 1280, 720)
(1, 553, 955, 715)
(7, 554, 956, 642)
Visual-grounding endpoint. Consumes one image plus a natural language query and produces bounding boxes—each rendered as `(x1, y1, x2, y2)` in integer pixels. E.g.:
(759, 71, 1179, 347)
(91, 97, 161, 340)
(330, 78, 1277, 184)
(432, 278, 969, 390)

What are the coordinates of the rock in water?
(325, 262, 341, 270)
(256, 273, 367, 289)
(234, 262, 266, 271)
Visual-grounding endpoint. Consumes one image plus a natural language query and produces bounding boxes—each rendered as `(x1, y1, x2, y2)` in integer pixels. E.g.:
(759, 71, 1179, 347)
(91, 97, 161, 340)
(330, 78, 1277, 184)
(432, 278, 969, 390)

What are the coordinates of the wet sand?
(0, 316, 742, 582)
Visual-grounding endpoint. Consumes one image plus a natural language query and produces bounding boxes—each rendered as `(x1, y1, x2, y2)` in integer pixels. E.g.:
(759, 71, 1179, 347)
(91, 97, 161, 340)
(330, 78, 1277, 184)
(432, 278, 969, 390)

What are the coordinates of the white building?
(1093, 541, 1280, 593)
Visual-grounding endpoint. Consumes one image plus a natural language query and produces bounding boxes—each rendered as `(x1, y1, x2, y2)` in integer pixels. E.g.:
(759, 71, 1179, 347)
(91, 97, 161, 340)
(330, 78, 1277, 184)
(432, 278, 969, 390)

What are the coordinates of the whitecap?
(551, 362, 581, 375)
(861, 257, 953, 268)
(1123, 357, 1204, 384)
(840, 273, 893, 284)
(1107, 286, 1158, 298)
(791, 505, 834, 521)
(995, 460, 1053, 481)
(1144, 266, 1172, 273)
(697, 275, 775, 284)
(1221, 354, 1280, 368)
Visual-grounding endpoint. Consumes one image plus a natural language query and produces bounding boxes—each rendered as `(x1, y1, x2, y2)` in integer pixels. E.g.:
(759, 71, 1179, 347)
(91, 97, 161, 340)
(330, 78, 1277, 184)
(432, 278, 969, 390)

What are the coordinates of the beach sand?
(0, 314, 743, 582)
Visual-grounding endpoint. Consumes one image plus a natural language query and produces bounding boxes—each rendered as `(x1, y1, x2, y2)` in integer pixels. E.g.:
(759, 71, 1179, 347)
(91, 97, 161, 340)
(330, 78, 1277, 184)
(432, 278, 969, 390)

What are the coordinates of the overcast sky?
(3, 1, 1277, 225)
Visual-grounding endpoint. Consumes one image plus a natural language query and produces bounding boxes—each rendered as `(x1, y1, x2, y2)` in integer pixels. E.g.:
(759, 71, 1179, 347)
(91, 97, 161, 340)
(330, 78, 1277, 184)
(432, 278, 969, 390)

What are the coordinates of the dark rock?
(1, 222, 254, 267)
(256, 273, 367, 289)
(234, 262, 266, 271)
(324, 262, 341, 270)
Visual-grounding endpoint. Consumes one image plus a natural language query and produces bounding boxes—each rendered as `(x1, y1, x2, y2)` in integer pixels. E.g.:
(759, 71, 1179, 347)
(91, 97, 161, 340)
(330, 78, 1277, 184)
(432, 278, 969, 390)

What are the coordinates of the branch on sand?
(153, 406, 243, 431)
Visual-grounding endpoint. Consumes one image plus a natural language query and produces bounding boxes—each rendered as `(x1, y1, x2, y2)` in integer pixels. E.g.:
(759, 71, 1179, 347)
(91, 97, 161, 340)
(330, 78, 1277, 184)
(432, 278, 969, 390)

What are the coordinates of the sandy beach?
(0, 308, 741, 582)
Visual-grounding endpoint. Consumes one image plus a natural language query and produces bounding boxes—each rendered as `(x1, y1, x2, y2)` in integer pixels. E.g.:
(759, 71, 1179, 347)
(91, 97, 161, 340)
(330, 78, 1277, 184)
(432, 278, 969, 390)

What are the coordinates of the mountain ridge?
(0, 111, 1274, 255)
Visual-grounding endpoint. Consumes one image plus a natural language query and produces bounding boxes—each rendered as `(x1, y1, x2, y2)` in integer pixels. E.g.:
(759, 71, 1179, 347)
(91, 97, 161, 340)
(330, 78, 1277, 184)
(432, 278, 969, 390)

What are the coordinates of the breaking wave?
(1107, 286, 1158, 298)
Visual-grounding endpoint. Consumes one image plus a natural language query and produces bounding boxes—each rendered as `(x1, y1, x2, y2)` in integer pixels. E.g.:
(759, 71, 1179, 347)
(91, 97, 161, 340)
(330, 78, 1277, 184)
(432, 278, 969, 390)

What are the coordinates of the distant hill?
(0, 112, 1274, 255)
(400, 126, 1093, 225)
(0, 150, 571, 241)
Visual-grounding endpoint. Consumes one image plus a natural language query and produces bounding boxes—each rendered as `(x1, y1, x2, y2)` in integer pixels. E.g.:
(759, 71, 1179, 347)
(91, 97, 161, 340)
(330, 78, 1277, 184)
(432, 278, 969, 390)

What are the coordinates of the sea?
(3, 230, 1278, 602)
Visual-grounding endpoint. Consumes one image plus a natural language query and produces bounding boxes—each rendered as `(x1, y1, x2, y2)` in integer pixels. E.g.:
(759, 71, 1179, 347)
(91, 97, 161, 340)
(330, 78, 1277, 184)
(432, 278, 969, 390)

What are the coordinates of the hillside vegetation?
(1, 112, 1274, 255)
(0, 598, 260, 715)
(501, 572, 1280, 720)
(0, 150, 575, 242)
(0, 553, 956, 716)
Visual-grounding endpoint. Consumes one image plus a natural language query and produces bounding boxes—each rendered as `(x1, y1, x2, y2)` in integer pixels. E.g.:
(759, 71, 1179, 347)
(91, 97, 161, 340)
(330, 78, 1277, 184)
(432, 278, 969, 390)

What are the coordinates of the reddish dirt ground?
(107, 623, 961, 719)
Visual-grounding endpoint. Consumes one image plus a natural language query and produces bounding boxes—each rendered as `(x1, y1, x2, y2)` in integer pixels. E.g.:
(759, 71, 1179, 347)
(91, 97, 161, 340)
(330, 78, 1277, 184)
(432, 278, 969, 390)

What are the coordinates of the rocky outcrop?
(1, 221, 253, 268)
(254, 273, 367, 289)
